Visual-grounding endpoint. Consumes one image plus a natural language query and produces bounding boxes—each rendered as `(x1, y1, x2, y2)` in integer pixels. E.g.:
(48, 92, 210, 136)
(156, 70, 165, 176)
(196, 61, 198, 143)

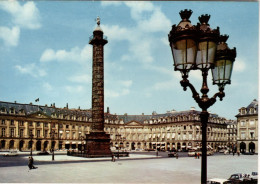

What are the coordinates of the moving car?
(3, 151, 18, 157)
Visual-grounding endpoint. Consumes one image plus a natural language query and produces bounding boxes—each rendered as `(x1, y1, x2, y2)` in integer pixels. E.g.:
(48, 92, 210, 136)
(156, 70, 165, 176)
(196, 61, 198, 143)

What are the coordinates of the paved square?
(0, 153, 257, 183)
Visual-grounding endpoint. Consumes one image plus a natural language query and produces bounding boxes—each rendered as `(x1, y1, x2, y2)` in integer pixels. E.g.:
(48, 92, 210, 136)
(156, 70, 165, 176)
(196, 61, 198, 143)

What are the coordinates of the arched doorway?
(28, 141, 33, 150)
(137, 142, 141, 149)
(249, 142, 255, 153)
(59, 141, 63, 150)
(65, 142, 70, 150)
(131, 142, 135, 150)
(240, 142, 246, 153)
(19, 140, 24, 151)
(182, 142, 187, 151)
(36, 140, 41, 151)
(9, 140, 14, 149)
(44, 141, 49, 151)
(1, 140, 6, 149)
(177, 142, 181, 151)
(52, 141, 56, 150)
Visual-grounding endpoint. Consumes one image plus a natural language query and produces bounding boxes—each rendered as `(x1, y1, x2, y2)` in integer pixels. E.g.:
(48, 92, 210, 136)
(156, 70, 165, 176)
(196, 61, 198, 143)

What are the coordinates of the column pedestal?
(85, 132, 112, 157)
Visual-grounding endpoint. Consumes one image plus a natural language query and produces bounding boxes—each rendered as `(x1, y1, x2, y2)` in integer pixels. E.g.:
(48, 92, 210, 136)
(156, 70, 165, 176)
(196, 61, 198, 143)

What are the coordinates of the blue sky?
(0, 1, 258, 120)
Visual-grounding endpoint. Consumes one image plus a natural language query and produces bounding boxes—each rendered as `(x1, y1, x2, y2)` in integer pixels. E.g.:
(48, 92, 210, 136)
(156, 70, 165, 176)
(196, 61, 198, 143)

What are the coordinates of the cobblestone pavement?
(0, 153, 257, 183)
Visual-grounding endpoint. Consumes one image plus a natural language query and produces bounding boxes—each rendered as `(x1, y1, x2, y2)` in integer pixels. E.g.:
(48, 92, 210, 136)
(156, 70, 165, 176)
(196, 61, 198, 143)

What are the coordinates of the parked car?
(207, 178, 232, 184)
(168, 152, 177, 157)
(37, 151, 49, 155)
(188, 150, 196, 157)
(3, 150, 18, 157)
(228, 173, 244, 183)
(250, 172, 258, 180)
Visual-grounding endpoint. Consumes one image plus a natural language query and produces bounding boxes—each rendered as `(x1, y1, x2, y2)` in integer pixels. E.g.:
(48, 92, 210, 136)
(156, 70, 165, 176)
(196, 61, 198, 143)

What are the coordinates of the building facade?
(236, 99, 258, 154)
(0, 101, 231, 152)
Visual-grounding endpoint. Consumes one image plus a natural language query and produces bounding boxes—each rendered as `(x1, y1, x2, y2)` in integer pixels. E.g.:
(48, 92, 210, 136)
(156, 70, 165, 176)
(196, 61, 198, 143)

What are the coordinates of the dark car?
(168, 152, 177, 157)
(37, 151, 49, 155)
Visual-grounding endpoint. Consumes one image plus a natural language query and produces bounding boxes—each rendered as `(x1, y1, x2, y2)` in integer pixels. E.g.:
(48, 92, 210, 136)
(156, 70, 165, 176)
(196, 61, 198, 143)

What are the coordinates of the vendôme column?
(85, 17, 112, 157)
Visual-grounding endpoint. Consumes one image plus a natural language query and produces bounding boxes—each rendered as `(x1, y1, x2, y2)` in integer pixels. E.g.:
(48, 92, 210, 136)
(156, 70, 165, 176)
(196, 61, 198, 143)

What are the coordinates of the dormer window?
(1, 107, 6, 113)
(18, 109, 24, 115)
(250, 108, 255, 114)
(240, 108, 246, 115)
(10, 108, 15, 114)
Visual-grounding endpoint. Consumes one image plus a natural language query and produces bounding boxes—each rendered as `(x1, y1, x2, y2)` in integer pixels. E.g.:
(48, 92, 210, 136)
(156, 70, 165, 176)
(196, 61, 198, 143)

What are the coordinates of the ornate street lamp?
(168, 9, 236, 184)
(80, 135, 85, 155)
(50, 130, 57, 161)
(29, 133, 34, 157)
(115, 134, 121, 159)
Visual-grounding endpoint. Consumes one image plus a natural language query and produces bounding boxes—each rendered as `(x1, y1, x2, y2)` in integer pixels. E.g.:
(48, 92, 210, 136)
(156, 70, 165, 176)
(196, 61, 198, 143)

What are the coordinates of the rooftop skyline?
(0, 1, 258, 120)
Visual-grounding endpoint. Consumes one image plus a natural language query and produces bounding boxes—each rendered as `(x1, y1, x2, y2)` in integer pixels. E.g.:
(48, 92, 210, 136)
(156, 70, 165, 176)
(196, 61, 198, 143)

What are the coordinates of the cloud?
(124, 1, 155, 21)
(43, 82, 53, 91)
(0, 0, 41, 29)
(40, 45, 92, 63)
(233, 58, 246, 72)
(65, 85, 84, 93)
(101, 1, 172, 64)
(153, 80, 175, 91)
(101, 1, 122, 7)
(120, 80, 132, 88)
(0, 26, 20, 47)
(105, 80, 132, 98)
(68, 74, 91, 84)
(105, 88, 130, 98)
(15, 63, 46, 77)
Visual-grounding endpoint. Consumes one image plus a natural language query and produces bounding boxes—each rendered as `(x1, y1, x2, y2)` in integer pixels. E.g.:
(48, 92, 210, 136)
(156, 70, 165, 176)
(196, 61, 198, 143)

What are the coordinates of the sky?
(0, 1, 258, 120)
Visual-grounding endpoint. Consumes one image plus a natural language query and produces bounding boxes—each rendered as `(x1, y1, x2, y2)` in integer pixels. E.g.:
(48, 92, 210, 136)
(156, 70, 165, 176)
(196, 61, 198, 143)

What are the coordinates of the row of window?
(239, 108, 257, 115)
(240, 120, 257, 127)
(0, 120, 90, 130)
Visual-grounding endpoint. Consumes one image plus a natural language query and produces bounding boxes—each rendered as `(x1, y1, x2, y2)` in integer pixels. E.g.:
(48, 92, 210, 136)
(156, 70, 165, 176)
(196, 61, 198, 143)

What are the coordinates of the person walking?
(28, 157, 33, 169)
(176, 153, 178, 159)
(111, 154, 115, 162)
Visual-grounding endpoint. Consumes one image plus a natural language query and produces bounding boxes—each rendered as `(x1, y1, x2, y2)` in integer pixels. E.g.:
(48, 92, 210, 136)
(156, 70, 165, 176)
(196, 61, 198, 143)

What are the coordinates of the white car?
(207, 178, 231, 184)
(3, 151, 18, 157)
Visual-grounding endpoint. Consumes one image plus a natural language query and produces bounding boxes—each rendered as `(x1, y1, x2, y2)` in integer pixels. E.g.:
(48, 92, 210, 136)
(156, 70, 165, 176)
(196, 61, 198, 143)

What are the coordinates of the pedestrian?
(195, 152, 197, 159)
(233, 151, 235, 156)
(29, 157, 37, 169)
(176, 153, 178, 159)
(28, 156, 33, 169)
(111, 154, 115, 162)
(197, 152, 200, 159)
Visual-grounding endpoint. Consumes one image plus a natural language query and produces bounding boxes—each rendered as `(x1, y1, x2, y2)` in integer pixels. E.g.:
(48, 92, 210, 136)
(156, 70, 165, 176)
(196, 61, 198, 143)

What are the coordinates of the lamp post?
(156, 136, 159, 156)
(115, 134, 121, 159)
(80, 135, 85, 155)
(29, 133, 33, 157)
(50, 130, 57, 161)
(168, 9, 236, 184)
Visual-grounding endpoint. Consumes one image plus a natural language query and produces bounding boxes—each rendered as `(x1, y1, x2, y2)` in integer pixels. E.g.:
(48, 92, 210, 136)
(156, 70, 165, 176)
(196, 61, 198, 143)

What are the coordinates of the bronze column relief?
(85, 17, 112, 157)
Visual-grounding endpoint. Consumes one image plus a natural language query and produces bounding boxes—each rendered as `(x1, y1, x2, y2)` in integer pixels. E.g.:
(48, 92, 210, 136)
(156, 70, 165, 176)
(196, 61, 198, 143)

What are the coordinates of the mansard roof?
(0, 101, 224, 124)
(117, 109, 219, 124)
(0, 101, 91, 118)
(247, 99, 258, 111)
(236, 99, 258, 117)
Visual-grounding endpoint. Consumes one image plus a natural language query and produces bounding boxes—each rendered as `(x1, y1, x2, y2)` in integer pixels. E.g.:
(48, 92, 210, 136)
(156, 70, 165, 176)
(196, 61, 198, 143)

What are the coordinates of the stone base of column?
(84, 131, 112, 157)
